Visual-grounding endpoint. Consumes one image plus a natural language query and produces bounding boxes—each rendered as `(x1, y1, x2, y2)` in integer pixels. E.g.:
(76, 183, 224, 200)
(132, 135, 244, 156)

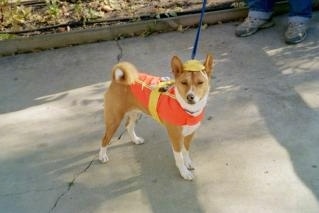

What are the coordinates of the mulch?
(0, 0, 238, 38)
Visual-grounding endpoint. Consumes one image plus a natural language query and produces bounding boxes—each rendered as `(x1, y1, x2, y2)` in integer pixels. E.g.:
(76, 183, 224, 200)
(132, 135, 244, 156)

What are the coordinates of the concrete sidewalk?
(1, 12, 319, 213)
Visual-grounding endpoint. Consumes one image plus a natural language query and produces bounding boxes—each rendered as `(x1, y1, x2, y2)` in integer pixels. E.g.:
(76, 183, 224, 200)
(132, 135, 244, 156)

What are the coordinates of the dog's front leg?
(173, 151, 194, 180)
(183, 133, 195, 170)
(165, 124, 194, 180)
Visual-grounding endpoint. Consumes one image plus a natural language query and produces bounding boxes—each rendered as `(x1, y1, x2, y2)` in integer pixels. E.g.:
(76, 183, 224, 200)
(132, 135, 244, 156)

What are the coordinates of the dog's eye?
(197, 81, 204, 85)
(181, 81, 188, 86)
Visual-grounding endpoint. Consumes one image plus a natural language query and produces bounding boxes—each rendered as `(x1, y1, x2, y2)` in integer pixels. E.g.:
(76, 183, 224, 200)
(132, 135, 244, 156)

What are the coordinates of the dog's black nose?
(187, 94, 195, 102)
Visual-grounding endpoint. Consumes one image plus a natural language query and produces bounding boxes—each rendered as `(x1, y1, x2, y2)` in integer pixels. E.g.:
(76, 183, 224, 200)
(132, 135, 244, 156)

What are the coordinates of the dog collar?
(184, 108, 202, 115)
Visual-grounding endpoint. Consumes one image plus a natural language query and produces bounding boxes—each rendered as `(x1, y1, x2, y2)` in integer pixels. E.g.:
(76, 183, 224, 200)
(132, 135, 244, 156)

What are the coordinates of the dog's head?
(171, 54, 213, 107)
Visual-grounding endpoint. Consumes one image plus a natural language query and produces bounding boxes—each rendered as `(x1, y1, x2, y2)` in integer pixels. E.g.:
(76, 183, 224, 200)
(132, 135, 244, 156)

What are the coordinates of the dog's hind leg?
(99, 111, 123, 163)
(125, 110, 144, 145)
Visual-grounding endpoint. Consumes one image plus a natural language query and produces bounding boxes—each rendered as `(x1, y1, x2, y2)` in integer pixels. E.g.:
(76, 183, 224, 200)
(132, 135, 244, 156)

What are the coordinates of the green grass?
(0, 33, 17, 40)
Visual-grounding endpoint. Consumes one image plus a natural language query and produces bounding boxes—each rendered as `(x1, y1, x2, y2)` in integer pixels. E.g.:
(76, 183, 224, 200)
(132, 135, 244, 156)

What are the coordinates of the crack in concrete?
(116, 40, 123, 62)
(49, 155, 96, 213)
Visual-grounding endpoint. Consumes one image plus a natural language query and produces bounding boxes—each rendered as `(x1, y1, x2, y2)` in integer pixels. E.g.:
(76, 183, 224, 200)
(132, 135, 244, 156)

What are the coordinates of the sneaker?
(235, 16, 275, 37)
(284, 21, 308, 44)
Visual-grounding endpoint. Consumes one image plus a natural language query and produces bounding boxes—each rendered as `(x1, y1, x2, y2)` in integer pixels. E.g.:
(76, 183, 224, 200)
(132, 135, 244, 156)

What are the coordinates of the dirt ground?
(0, 0, 237, 37)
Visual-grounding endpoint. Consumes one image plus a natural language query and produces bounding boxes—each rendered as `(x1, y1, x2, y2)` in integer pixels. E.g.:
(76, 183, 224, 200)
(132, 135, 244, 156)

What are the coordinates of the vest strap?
(148, 80, 175, 124)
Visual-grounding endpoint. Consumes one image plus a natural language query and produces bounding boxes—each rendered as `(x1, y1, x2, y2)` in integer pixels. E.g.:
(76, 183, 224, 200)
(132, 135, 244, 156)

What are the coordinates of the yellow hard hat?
(183, 60, 205, 72)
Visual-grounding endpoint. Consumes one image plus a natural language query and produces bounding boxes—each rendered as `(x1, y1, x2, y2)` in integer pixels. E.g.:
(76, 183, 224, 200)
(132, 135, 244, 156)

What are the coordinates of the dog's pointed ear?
(204, 54, 214, 77)
(171, 56, 184, 77)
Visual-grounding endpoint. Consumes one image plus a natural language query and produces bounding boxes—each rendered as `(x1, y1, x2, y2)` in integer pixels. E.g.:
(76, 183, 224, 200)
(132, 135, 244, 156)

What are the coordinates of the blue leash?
(191, 0, 207, 59)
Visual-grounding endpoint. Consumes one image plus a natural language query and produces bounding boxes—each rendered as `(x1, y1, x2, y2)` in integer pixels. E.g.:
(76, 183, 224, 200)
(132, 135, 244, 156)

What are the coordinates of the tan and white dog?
(99, 54, 214, 180)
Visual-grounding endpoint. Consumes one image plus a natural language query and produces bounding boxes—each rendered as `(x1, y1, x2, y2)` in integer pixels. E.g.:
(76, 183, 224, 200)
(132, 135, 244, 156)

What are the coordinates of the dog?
(99, 54, 214, 180)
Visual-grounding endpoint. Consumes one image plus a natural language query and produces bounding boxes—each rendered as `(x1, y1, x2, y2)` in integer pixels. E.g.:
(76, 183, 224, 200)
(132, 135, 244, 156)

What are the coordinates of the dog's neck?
(174, 87, 209, 117)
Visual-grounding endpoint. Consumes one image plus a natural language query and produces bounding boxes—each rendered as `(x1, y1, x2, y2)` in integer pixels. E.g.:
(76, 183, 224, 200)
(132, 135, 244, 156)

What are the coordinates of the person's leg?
(285, 0, 312, 44)
(236, 0, 276, 37)
(289, 0, 312, 20)
(248, 0, 275, 19)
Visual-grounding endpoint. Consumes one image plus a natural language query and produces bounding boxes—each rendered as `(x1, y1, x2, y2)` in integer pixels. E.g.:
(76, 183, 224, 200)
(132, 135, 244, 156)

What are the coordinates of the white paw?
(182, 149, 195, 170)
(178, 165, 194, 180)
(99, 147, 109, 163)
(184, 158, 195, 170)
(132, 136, 144, 145)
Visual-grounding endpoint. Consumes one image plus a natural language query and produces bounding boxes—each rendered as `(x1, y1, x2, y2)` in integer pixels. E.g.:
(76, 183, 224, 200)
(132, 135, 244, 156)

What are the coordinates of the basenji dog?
(99, 54, 214, 180)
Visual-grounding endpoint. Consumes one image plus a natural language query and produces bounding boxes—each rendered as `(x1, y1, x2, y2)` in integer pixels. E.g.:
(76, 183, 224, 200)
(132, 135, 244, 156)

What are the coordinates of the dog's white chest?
(182, 123, 201, 136)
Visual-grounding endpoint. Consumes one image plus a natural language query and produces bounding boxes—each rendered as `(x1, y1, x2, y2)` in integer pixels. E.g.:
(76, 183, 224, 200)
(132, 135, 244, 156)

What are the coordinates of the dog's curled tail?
(112, 62, 138, 85)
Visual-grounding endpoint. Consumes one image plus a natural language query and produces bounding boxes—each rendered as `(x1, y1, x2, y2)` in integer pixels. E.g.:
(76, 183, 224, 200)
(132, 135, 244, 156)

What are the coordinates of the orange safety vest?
(130, 73, 204, 126)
